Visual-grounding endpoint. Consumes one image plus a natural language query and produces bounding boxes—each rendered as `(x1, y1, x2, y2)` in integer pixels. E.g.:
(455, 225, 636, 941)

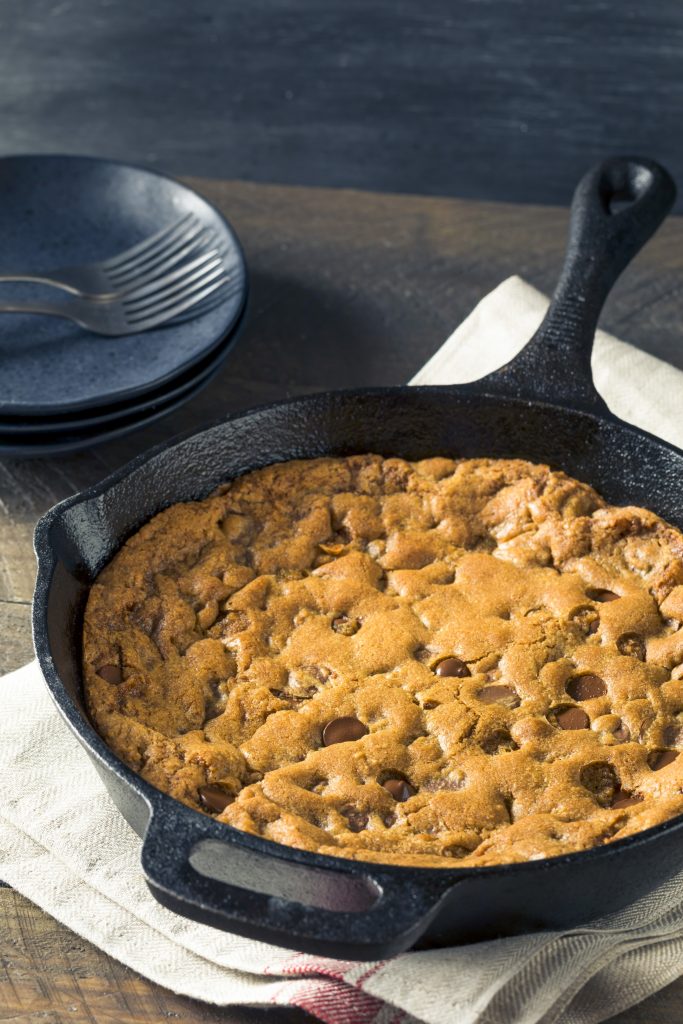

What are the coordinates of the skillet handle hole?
(607, 166, 655, 215)
(608, 196, 635, 215)
(189, 838, 381, 913)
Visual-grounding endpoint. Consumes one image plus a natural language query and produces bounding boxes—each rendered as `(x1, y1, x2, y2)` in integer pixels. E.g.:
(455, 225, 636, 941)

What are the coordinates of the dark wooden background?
(2, 0, 683, 210)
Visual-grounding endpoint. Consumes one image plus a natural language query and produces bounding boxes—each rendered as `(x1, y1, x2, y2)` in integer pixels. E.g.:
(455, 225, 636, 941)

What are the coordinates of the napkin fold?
(3, 276, 683, 1024)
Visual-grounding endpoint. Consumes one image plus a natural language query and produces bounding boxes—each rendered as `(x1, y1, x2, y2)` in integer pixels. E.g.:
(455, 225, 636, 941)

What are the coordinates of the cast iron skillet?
(33, 156, 682, 962)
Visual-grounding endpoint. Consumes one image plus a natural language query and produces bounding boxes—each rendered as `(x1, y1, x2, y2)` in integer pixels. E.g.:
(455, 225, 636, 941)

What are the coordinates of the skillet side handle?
(141, 811, 455, 960)
(481, 156, 676, 413)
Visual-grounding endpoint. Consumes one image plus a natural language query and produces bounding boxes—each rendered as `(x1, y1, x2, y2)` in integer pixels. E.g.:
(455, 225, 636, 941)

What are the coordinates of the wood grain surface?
(0, 888, 308, 1023)
(1, 177, 683, 1022)
(1, 0, 683, 211)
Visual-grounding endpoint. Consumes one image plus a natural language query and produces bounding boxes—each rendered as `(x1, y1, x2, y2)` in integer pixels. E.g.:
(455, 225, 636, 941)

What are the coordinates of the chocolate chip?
(422, 700, 439, 710)
(554, 706, 590, 730)
(617, 633, 646, 661)
(612, 721, 631, 742)
(477, 684, 520, 707)
(198, 785, 233, 813)
(648, 749, 679, 771)
(341, 806, 368, 832)
(566, 674, 608, 701)
(382, 778, 415, 802)
(435, 657, 470, 678)
(580, 762, 618, 806)
(97, 664, 122, 684)
(587, 588, 620, 603)
(612, 788, 643, 809)
(587, 618, 600, 635)
(331, 614, 360, 636)
(322, 716, 368, 746)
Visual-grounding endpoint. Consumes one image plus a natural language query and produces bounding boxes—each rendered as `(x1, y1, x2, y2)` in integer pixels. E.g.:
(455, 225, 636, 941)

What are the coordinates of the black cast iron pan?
(33, 156, 682, 961)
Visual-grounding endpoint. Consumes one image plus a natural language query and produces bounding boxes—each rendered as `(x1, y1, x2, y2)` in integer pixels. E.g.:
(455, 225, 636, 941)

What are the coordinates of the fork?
(0, 255, 236, 336)
(0, 213, 218, 299)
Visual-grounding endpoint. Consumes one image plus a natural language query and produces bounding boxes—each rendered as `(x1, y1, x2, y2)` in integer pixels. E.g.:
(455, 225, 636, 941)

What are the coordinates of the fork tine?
(123, 261, 227, 316)
(123, 233, 221, 292)
(106, 219, 210, 284)
(165, 282, 236, 324)
(124, 265, 228, 319)
(166, 274, 244, 324)
(122, 255, 226, 309)
(126, 276, 230, 329)
(118, 249, 224, 303)
(101, 213, 197, 272)
(107, 224, 217, 286)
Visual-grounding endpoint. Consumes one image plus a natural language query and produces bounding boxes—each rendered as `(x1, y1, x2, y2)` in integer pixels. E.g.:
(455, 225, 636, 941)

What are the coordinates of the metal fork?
(0, 213, 218, 299)
(0, 256, 236, 336)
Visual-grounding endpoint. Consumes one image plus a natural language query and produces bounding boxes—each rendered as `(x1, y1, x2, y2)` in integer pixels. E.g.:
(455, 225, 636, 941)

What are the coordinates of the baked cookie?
(83, 455, 683, 867)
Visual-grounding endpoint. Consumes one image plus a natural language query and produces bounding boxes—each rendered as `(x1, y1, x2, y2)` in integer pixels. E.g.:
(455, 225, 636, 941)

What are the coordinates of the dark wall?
(2, 0, 682, 208)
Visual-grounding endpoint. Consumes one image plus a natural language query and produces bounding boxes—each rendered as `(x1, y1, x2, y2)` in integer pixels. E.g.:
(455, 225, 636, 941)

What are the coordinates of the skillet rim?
(32, 381, 683, 885)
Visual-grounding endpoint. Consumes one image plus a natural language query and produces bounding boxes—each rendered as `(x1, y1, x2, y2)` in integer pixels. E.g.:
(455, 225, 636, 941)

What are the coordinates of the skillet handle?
(481, 156, 676, 413)
(141, 810, 456, 960)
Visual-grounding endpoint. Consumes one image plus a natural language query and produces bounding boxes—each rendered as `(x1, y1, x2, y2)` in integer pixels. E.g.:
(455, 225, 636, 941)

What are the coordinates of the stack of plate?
(0, 156, 248, 458)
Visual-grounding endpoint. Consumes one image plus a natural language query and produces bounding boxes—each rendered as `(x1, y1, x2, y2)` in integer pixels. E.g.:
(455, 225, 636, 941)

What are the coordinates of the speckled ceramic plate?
(0, 300, 246, 436)
(0, 322, 236, 458)
(0, 155, 247, 416)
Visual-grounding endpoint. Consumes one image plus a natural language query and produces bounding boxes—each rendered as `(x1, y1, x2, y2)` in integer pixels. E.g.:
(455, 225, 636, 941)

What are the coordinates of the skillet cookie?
(83, 455, 683, 868)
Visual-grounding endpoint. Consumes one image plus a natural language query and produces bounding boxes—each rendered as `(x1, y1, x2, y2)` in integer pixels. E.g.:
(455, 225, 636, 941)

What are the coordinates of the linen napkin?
(3, 275, 683, 1024)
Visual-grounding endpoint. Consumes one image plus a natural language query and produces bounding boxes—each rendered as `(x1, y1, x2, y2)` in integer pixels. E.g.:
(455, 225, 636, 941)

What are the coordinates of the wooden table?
(2, 178, 683, 1023)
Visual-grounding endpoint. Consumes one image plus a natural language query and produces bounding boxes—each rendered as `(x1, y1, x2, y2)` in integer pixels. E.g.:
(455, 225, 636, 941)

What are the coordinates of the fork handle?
(0, 272, 83, 296)
(0, 299, 79, 319)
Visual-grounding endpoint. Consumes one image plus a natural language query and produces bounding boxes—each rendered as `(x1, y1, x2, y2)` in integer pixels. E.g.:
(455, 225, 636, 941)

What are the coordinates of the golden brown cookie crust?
(82, 455, 683, 868)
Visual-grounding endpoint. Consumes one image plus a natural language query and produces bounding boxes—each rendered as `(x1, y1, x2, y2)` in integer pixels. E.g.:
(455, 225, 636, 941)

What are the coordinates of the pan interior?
(39, 385, 683, 743)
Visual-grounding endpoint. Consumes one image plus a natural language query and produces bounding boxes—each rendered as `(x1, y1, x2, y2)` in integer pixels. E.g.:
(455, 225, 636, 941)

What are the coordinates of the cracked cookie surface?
(83, 455, 683, 867)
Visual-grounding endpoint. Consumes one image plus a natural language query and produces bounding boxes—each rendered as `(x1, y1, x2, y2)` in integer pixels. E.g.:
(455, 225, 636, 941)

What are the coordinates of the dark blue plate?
(0, 155, 247, 416)
(0, 324, 235, 457)
(0, 300, 247, 435)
